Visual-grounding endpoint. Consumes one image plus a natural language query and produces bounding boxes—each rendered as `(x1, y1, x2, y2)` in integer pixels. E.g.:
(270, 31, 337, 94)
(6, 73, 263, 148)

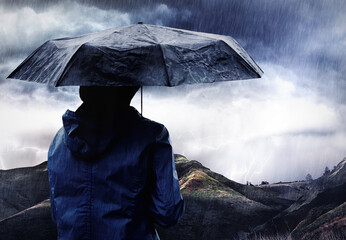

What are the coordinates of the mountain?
(157, 155, 293, 239)
(252, 157, 346, 240)
(0, 155, 345, 239)
(0, 162, 49, 221)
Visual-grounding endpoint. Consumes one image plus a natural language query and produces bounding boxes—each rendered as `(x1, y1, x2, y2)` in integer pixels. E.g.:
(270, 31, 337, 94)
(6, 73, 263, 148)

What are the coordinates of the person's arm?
(47, 131, 61, 224)
(49, 187, 57, 223)
(148, 127, 185, 227)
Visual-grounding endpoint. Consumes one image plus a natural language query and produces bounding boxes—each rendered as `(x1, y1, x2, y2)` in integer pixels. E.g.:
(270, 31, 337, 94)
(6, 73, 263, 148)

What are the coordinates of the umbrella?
(7, 23, 263, 114)
(8, 23, 263, 86)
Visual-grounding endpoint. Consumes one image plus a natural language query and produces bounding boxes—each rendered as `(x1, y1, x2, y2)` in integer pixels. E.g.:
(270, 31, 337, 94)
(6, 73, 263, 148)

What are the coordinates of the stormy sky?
(0, 0, 345, 184)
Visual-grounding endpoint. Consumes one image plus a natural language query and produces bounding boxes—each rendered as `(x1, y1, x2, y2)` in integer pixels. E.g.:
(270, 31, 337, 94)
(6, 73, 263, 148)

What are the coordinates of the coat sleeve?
(147, 126, 185, 227)
(49, 187, 57, 223)
(48, 131, 61, 224)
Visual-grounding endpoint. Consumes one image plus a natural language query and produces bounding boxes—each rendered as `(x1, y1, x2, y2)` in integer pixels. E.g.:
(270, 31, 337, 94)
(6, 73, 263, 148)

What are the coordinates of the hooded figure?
(48, 86, 185, 240)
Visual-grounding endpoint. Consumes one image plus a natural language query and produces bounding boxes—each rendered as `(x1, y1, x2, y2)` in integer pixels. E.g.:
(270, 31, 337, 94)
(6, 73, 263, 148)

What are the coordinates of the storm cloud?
(0, 0, 345, 183)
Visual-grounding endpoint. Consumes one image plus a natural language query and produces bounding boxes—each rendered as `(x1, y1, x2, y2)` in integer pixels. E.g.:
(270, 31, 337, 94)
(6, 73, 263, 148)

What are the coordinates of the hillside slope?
(0, 162, 49, 221)
(157, 155, 291, 239)
(252, 158, 346, 240)
(0, 155, 345, 239)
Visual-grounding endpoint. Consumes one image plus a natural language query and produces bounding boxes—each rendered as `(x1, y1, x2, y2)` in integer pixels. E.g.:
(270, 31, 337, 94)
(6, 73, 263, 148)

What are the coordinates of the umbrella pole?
(141, 86, 143, 116)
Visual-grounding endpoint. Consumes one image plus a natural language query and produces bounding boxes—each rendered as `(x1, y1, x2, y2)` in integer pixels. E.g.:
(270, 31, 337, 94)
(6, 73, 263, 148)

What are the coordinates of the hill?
(0, 155, 345, 239)
(0, 162, 49, 221)
(157, 155, 293, 239)
(252, 157, 346, 240)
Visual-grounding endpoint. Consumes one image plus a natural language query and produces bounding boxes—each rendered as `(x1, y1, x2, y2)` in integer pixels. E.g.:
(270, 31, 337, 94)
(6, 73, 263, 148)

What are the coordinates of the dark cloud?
(2, 0, 345, 98)
(69, 0, 345, 64)
(3, 0, 344, 56)
(1, 0, 56, 10)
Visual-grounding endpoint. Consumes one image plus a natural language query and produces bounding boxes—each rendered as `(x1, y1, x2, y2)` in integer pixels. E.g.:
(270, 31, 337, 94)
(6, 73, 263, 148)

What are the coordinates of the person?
(48, 86, 185, 240)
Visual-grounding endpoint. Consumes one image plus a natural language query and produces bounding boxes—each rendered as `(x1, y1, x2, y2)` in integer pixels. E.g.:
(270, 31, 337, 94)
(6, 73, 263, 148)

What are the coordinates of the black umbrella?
(8, 23, 263, 113)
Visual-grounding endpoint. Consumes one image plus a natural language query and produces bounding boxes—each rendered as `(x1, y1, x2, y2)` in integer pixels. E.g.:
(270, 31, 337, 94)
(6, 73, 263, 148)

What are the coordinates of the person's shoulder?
(48, 127, 65, 155)
(136, 115, 169, 140)
(51, 127, 64, 143)
(139, 115, 166, 131)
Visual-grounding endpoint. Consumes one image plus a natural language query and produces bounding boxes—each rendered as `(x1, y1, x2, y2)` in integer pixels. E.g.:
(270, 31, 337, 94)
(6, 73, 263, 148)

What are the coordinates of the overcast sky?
(0, 0, 345, 184)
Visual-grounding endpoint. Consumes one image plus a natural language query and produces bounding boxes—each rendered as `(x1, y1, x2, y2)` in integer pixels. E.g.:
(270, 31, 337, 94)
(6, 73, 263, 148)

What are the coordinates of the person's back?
(48, 86, 185, 239)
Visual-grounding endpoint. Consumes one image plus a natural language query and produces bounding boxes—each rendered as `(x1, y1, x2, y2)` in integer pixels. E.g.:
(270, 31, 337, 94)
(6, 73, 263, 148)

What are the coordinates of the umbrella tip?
(137, 21, 143, 24)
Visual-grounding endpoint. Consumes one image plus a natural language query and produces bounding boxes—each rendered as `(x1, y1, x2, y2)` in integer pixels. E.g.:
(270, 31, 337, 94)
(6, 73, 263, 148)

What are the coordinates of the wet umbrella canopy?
(7, 23, 263, 87)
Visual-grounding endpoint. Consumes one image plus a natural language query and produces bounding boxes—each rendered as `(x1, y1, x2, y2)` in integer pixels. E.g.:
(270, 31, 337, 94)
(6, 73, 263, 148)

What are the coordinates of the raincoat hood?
(62, 106, 141, 160)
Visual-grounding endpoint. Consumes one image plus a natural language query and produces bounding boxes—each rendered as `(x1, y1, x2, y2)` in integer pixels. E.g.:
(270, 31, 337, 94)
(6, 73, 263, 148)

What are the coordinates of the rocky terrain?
(0, 155, 345, 239)
(253, 158, 346, 240)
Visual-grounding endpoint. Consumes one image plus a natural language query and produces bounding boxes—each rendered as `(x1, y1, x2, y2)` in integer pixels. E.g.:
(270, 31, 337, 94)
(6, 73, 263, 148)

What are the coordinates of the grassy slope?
(175, 155, 293, 210)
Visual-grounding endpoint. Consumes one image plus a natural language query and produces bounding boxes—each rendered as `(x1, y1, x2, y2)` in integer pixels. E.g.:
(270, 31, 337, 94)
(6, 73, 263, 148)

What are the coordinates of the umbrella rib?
(245, 54, 264, 77)
(7, 41, 50, 80)
(149, 24, 219, 41)
(219, 39, 263, 78)
(158, 44, 171, 87)
(142, 24, 171, 86)
(55, 43, 87, 86)
(220, 39, 263, 77)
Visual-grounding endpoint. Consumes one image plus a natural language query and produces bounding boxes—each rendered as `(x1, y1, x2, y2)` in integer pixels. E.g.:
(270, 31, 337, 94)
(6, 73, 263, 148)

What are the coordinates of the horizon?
(0, 0, 345, 184)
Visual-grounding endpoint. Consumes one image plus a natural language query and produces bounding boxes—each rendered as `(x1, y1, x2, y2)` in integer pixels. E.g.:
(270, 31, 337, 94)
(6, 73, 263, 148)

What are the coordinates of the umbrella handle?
(141, 86, 143, 116)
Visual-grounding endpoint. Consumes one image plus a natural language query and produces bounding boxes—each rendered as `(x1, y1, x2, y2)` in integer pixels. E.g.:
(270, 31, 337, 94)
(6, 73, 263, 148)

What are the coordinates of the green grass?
(179, 169, 249, 200)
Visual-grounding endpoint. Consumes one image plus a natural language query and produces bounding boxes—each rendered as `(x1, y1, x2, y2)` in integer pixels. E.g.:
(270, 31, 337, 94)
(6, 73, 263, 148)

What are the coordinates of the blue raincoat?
(48, 106, 185, 240)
